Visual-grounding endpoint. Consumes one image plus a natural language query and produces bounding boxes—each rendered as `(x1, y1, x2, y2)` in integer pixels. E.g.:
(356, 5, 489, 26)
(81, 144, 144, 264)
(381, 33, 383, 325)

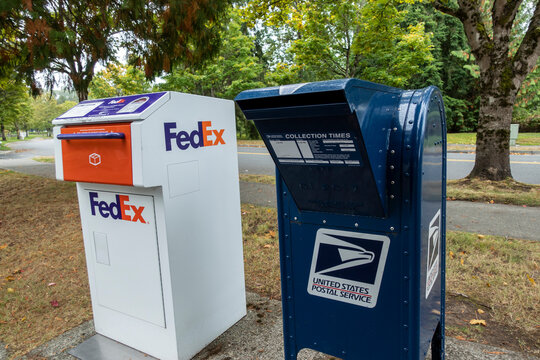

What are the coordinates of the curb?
(447, 149, 540, 155)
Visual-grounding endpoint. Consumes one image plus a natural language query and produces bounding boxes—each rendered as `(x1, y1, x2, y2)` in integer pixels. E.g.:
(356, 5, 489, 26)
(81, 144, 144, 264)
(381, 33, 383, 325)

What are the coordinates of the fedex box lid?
(53, 92, 170, 125)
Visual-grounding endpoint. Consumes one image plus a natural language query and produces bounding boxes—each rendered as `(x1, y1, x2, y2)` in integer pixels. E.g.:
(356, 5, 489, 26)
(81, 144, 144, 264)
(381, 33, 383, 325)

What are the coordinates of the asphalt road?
(238, 146, 540, 184)
(2, 139, 538, 184)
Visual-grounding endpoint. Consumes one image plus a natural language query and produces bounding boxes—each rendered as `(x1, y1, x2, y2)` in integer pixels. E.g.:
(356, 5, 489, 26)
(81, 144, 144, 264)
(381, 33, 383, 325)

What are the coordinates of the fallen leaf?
(484, 351, 505, 355)
(47, 282, 56, 287)
(50, 300, 59, 308)
(460, 258, 464, 265)
(0, 244, 7, 250)
(470, 319, 486, 326)
(477, 309, 485, 314)
(5, 276, 15, 282)
(268, 230, 276, 237)
(489, 200, 494, 204)
(263, 244, 272, 248)
(20, 317, 26, 322)
(449, 251, 455, 259)
(527, 274, 536, 286)
(12, 269, 22, 274)
(477, 234, 485, 239)
(486, 282, 491, 287)
(455, 336, 467, 341)
(7, 288, 14, 293)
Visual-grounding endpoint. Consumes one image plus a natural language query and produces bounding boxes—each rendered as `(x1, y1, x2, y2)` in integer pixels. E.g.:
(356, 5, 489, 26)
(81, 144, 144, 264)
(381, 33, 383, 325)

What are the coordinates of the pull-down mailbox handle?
(57, 132, 125, 140)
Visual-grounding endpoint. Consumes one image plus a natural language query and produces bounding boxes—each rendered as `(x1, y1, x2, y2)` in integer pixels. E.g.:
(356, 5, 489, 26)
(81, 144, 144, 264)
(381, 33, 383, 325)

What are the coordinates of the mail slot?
(53, 92, 246, 360)
(236, 79, 447, 360)
(59, 123, 133, 185)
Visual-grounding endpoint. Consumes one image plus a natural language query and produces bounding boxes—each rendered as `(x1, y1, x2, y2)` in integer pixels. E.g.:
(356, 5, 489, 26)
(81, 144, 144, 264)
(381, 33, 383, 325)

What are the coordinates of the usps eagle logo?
(426, 209, 441, 298)
(308, 229, 389, 308)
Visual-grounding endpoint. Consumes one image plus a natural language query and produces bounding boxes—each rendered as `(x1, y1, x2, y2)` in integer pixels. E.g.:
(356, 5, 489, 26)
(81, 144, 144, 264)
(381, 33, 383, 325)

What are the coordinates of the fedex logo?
(109, 99, 125, 104)
(164, 121, 225, 151)
(89, 192, 146, 223)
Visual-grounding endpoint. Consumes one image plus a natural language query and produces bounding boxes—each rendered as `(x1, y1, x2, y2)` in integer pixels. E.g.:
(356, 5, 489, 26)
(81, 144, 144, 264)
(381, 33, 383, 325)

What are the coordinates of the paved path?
(238, 146, 540, 185)
(18, 292, 539, 360)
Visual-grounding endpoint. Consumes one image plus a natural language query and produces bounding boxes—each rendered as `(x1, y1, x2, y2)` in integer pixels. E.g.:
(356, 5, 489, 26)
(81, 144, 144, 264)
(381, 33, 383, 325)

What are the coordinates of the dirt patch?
(0, 170, 91, 358)
(447, 178, 540, 206)
(446, 294, 540, 355)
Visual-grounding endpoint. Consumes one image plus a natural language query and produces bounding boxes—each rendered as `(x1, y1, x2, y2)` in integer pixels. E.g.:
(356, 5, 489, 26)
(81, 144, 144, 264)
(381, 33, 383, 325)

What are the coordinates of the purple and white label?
(57, 92, 167, 119)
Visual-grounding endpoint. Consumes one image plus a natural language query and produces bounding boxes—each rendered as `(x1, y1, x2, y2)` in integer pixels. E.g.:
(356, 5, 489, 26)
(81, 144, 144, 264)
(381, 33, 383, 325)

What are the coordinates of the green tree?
(0, 0, 231, 101)
(433, 0, 540, 180)
(514, 65, 540, 131)
(242, 0, 434, 87)
(89, 64, 152, 99)
(30, 97, 77, 136)
(158, 12, 266, 138)
(0, 77, 32, 140)
(404, 3, 479, 132)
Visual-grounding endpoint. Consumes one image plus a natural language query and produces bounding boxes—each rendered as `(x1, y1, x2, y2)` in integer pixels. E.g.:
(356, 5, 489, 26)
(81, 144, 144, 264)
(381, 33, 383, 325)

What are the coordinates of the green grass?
(32, 156, 55, 163)
(446, 231, 539, 333)
(447, 132, 540, 146)
(239, 173, 275, 184)
(447, 133, 477, 145)
(517, 133, 540, 146)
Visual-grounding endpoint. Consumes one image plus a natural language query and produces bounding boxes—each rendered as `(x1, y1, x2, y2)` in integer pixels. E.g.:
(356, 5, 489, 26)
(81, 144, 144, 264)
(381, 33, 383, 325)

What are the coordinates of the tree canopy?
(0, 0, 232, 101)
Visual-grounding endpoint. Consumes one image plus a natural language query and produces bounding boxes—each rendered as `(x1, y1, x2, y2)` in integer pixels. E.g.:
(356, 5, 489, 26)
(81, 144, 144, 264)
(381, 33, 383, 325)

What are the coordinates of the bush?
(443, 95, 478, 132)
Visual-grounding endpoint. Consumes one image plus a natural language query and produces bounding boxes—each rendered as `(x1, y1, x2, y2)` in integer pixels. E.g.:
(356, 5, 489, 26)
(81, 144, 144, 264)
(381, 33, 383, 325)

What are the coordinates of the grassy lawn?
(238, 133, 540, 147)
(32, 156, 55, 163)
(448, 178, 540, 206)
(0, 171, 538, 357)
(237, 139, 264, 147)
(447, 132, 540, 146)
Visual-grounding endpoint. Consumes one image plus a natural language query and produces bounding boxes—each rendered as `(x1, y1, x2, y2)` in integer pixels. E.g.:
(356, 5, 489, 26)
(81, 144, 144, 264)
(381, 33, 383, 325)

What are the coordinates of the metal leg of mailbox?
(431, 322, 444, 360)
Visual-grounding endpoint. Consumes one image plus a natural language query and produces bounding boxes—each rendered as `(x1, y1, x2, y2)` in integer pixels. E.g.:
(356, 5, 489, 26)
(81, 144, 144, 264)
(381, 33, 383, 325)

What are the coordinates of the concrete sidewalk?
(240, 181, 540, 241)
(17, 292, 538, 360)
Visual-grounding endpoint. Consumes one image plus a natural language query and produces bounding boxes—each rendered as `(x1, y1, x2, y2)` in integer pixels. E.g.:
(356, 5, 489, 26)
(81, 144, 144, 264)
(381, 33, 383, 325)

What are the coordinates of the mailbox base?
(68, 334, 156, 360)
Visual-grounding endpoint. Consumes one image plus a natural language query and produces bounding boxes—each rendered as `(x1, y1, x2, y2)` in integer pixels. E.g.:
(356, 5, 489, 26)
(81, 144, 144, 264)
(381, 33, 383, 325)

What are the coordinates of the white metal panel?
(52, 126, 64, 180)
(61, 92, 245, 360)
(81, 189, 165, 328)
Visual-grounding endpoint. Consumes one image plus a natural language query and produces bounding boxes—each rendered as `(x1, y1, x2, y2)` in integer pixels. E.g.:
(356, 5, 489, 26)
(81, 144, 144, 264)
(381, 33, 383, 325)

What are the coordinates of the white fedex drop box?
(52, 92, 246, 360)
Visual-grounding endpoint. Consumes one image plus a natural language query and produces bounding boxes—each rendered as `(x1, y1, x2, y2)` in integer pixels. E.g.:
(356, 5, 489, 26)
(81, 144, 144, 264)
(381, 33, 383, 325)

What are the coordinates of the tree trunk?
(76, 86, 89, 102)
(433, 0, 540, 181)
(469, 92, 514, 180)
(1, 122, 6, 141)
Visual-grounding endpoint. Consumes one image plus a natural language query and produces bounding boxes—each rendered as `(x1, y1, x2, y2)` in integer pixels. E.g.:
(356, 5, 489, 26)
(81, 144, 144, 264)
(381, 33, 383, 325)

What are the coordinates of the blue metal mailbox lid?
(235, 78, 399, 101)
(236, 78, 404, 217)
(235, 78, 401, 121)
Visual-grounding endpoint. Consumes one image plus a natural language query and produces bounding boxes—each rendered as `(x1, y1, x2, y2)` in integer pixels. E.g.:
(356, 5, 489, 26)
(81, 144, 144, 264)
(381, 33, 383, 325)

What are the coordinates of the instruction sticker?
(56, 92, 167, 119)
(308, 229, 390, 308)
(426, 209, 441, 298)
(266, 132, 362, 166)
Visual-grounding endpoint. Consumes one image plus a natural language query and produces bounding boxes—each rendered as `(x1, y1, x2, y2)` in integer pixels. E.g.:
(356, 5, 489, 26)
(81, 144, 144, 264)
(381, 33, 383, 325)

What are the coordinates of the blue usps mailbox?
(236, 79, 446, 360)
